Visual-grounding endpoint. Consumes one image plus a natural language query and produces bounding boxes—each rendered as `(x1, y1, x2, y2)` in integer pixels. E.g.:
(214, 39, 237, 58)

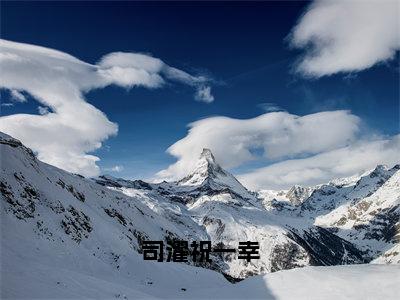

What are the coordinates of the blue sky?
(1, 1, 399, 189)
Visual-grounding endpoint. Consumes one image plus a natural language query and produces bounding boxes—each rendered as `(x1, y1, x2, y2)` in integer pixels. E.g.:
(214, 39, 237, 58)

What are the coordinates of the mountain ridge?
(1, 131, 398, 291)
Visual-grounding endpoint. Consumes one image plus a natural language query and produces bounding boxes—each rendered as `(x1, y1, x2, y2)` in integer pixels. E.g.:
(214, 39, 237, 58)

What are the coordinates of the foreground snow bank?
(3, 247, 399, 300)
(245, 264, 400, 300)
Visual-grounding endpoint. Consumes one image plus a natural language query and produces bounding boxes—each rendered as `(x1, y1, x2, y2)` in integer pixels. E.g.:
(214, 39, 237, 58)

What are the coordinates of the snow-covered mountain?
(314, 165, 400, 261)
(1, 131, 399, 298)
(258, 164, 400, 264)
(98, 147, 375, 276)
(177, 148, 254, 200)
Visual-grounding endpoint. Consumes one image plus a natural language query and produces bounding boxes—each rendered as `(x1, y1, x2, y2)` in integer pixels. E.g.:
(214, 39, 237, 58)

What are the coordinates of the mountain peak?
(286, 185, 313, 205)
(177, 148, 224, 186)
(176, 148, 256, 203)
(199, 148, 216, 163)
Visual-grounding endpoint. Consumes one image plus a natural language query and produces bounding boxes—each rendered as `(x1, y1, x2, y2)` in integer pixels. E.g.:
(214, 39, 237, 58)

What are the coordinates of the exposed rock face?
(288, 227, 366, 265)
(286, 185, 314, 206)
(258, 163, 400, 264)
(176, 148, 255, 203)
(178, 148, 221, 186)
(312, 165, 400, 261)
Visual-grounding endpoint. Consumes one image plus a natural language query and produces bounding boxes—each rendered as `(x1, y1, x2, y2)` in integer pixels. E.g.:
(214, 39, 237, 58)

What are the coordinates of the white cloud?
(238, 135, 400, 190)
(10, 89, 26, 102)
(97, 53, 215, 103)
(156, 110, 360, 181)
(289, 0, 400, 77)
(195, 86, 214, 103)
(258, 102, 285, 113)
(0, 39, 214, 176)
(38, 106, 50, 115)
(104, 165, 124, 173)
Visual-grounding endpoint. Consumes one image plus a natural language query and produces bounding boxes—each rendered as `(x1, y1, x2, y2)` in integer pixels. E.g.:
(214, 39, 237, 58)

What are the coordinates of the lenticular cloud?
(156, 110, 361, 181)
(0, 39, 213, 176)
(157, 110, 400, 190)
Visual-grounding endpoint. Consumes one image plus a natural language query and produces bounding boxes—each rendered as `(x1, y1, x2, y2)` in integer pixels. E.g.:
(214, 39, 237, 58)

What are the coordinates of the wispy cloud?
(195, 86, 214, 103)
(257, 102, 285, 113)
(289, 0, 399, 77)
(37, 106, 50, 115)
(104, 165, 124, 173)
(0, 39, 214, 176)
(10, 89, 26, 102)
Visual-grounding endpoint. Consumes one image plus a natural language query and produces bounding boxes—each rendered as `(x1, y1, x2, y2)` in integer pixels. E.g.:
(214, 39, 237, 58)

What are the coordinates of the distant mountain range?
(1, 131, 399, 297)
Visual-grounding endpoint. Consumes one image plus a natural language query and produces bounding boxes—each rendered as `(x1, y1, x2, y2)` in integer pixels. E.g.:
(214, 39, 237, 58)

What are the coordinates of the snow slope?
(258, 164, 400, 263)
(3, 232, 399, 300)
(95, 146, 368, 277)
(1, 131, 399, 299)
(2, 214, 398, 300)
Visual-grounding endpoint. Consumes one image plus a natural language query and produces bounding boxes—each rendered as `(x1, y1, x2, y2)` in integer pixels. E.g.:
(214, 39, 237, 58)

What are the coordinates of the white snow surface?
(3, 231, 399, 300)
(2, 213, 399, 299)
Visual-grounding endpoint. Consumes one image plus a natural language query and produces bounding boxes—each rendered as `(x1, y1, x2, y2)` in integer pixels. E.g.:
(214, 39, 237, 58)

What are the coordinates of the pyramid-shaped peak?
(177, 147, 255, 203)
(177, 148, 226, 186)
(200, 148, 216, 163)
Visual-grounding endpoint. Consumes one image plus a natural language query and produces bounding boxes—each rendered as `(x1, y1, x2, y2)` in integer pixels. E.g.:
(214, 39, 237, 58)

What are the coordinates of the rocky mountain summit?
(259, 164, 400, 264)
(177, 148, 251, 197)
(1, 132, 399, 289)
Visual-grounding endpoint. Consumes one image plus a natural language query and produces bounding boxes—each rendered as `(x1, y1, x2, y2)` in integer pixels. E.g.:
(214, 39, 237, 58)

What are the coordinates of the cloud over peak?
(156, 110, 361, 182)
(0, 39, 214, 176)
(157, 110, 399, 190)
